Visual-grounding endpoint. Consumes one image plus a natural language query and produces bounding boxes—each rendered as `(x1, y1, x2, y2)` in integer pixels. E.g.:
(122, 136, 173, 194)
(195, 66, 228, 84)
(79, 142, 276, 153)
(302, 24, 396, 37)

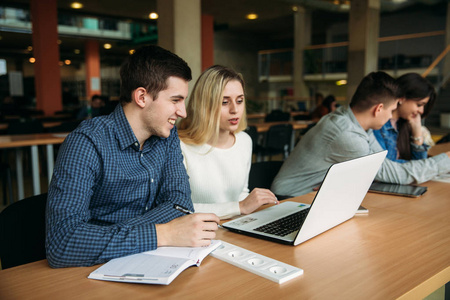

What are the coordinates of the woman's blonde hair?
(178, 65, 247, 146)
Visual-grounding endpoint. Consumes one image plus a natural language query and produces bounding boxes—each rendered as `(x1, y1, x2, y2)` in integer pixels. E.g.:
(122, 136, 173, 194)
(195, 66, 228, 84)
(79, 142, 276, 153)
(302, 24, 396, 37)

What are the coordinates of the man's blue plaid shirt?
(46, 104, 192, 268)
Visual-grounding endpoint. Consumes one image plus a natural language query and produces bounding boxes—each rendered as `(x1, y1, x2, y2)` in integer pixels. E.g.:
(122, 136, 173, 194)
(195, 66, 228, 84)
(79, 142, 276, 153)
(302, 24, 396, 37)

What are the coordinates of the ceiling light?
(59, 61, 64, 66)
(104, 43, 112, 50)
(65, 60, 71, 65)
(149, 12, 158, 20)
(29, 57, 36, 63)
(292, 6, 298, 12)
(74, 49, 80, 54)
(27, 46, 33, 51)
(57, 39, 62, 45)
(246, 13, 258, 20)
(71, 2, 83, 9)
(336, 80, 347, 86)
(129, 49, 135, 55)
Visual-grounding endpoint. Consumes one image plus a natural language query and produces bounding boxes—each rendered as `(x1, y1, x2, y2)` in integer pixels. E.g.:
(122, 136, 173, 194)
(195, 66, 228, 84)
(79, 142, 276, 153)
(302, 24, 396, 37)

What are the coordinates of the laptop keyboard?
(254, 208, 310, 237)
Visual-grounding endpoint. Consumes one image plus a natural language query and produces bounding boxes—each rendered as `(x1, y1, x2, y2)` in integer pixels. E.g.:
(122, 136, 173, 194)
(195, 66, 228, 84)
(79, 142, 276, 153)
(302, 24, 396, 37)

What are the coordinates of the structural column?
(201, 14, 214, 71)
(293, 6, 311, 102)
(443, 2, 450, 88)
(347, 0, 380, 102)
(85, 40, 101, 99)
(30, 0, 62, 115)
(157, 0, 202, 86)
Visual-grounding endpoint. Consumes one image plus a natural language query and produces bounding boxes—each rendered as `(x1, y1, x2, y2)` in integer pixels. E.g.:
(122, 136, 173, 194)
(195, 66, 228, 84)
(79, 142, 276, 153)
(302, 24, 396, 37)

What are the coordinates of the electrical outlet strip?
(210, 240, 303, 284)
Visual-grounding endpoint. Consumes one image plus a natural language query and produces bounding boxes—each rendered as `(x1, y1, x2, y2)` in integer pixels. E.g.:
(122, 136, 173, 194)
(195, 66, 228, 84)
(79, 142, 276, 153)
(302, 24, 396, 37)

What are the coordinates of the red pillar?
(30, 0, 62, 115)
(85, 40, 101, 99)
(201, 14, 214, 71)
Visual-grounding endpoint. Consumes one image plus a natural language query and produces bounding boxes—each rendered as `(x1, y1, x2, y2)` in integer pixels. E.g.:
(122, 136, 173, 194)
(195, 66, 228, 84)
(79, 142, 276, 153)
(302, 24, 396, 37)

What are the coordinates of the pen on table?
(173, 204, 223, 228)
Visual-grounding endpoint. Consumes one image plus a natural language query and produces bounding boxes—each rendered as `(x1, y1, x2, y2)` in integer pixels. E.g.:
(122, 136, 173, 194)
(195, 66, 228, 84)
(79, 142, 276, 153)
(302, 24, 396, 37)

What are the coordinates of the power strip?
(210, 240, 303, 284)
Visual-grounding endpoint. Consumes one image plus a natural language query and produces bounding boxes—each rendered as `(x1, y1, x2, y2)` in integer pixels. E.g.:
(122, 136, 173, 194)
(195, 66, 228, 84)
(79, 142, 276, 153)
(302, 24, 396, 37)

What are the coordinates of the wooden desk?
(1, 181, 448, 299)
(252, 120, 312, 133)
(428, 142, 450, 157)
(0, 133, 68, 199)
(0, 121, 63, 131)
(247, 113, 266, 120)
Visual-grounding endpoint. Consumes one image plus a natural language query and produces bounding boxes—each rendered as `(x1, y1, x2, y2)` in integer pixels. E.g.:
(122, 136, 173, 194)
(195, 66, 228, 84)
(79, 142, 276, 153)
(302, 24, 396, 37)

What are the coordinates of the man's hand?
(156, 213, 220, 247)
(239, 188, 279, 215)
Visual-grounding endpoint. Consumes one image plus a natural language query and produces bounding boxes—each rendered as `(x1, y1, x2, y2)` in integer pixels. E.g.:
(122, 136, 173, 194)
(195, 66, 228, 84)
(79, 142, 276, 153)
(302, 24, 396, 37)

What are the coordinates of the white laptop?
(222, 151, 387, 245)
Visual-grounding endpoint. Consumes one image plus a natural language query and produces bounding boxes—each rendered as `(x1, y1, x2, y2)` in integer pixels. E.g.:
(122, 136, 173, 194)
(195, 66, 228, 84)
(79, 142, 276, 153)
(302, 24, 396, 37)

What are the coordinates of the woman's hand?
(409, 114, 423, 145)
(239, 188, 279, 215)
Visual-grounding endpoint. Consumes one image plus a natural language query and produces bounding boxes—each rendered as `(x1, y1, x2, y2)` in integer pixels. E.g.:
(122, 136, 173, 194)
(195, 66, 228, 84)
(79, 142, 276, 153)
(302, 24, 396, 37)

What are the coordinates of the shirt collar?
(112, 104, 140, 151)
(342, 105, 372, 136)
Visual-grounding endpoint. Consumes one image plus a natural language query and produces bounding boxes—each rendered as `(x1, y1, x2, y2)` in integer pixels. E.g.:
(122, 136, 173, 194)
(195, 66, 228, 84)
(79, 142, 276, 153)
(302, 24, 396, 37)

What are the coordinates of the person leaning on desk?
(271, 71, 450, 197)
(46, 46, 220, 268)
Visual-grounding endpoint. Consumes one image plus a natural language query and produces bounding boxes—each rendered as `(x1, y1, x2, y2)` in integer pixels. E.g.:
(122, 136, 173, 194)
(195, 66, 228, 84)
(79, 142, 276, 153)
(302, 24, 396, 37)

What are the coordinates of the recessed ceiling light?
(246, 13, 258, 20)
(104, 43, 112, 50)
(149, 12, 158, 19)
(27, 46, 33, 51)
(74, 49, 80, 54)
(65, 60, 71, 65)
(129, 49, 135, 55)
(29, 57, 36, 63)
(71, 2, 83, 9)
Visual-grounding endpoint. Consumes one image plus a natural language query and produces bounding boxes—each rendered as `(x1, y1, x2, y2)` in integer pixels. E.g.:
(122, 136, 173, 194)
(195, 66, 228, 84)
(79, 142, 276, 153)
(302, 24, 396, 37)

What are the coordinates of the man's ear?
(373, 103, 384, 117)
(132, 87, 149, 108)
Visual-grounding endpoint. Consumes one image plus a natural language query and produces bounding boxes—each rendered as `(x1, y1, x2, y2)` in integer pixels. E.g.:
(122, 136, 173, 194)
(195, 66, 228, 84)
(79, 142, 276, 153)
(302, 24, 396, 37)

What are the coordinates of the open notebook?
(223, 151, 387, 245)
(88, 240, 221, 285)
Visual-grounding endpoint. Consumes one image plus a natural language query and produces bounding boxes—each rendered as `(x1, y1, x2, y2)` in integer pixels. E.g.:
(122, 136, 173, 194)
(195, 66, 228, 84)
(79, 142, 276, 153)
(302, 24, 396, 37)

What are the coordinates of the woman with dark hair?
(310, 95, 337, 122)
(373, 73, 436, 162)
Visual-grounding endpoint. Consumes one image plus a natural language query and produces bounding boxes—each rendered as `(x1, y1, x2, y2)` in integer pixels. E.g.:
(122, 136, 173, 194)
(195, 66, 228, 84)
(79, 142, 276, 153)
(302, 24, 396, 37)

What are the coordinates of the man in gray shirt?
(271, 72, 450, 197)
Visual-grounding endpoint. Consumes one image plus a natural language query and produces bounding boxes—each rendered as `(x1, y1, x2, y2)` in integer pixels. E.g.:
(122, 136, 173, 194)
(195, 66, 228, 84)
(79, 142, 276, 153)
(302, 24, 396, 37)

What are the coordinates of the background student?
(178, 65, 278, 219)
(373, 73, 436, 162)
(310, 94, 338, 122)
(46, 46, 220, 268)
(271, 71, 450, 197)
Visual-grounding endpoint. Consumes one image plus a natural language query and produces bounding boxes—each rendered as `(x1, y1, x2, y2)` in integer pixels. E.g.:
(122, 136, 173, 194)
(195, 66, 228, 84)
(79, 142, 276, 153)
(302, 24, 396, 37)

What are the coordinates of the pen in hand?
(173, 204, 222, 228)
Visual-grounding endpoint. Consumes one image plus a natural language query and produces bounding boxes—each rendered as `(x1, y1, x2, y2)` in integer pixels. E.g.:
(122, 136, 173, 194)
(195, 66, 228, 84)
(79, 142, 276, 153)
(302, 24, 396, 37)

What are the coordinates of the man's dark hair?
(350, 71, 398, 112)
(119, 45, 192, 104)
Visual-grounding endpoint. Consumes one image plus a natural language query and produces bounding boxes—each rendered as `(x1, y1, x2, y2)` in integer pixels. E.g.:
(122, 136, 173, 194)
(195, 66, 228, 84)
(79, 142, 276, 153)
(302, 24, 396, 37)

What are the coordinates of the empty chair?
(244, 125, 261, 154)
(264, 109, 290, 122)
(1, 162, 13, 205)
(46, 120, 81, 133)
(0, 193, 47, 269)
(261, 124, 293, 160)
(248, 161, 292, 200)
(7, 119, 44, 135)
(436, 133, 450, 144)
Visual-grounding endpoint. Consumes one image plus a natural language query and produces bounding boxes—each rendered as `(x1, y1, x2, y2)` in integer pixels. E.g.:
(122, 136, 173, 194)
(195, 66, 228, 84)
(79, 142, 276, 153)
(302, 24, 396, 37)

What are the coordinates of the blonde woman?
(178, 65, 278, 219)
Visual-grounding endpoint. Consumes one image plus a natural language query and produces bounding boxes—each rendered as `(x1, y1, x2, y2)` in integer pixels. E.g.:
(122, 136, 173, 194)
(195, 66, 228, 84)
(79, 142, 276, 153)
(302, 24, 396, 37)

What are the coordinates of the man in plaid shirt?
(46, 46, 220, 268)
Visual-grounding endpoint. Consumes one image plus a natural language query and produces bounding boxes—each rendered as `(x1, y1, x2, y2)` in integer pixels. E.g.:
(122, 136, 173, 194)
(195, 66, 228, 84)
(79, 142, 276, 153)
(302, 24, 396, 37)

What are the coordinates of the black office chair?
(46, 120, 81, 133)
(248, 161, 292, 200)
(0, 193, 47, 269)
(1, 162, 14, 206)
(244, 125, 264, 155)
(7, 119, 45, 135)
(436, 133, 450, 144)
(264, 109, 290, 122)
(261, 124, 293, 160)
